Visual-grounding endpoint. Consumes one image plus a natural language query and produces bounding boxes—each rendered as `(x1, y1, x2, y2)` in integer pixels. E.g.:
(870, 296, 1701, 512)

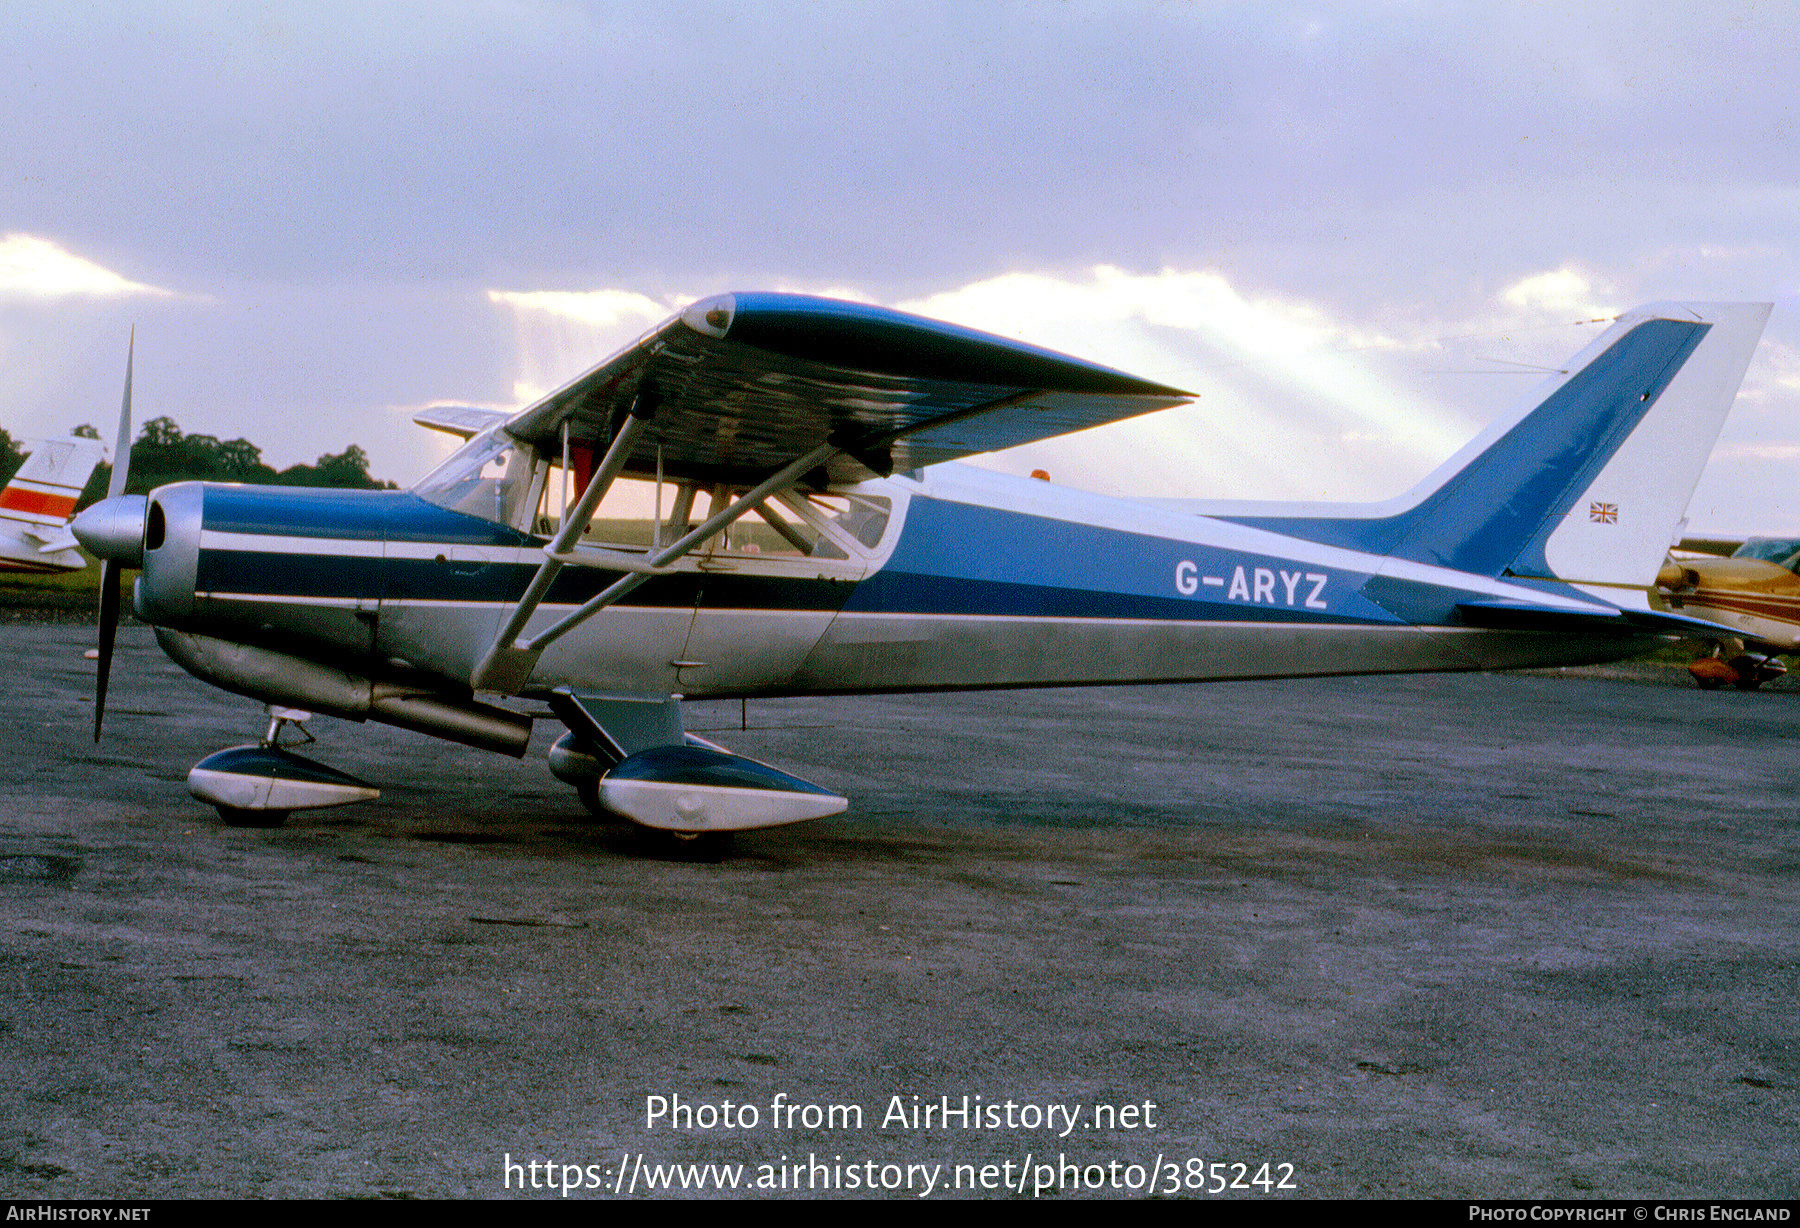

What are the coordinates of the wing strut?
(470, 405, 654, 692)
(470, 439, 841, 693)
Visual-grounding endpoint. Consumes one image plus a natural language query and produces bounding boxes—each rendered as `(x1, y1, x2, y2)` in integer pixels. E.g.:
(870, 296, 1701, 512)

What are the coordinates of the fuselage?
(1654, 551, 1800, 652)
(130, 463, 1662, 712)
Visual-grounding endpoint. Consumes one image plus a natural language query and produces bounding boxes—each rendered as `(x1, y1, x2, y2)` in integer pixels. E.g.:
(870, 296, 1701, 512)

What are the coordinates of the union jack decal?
(1589, 502, 1618, 524)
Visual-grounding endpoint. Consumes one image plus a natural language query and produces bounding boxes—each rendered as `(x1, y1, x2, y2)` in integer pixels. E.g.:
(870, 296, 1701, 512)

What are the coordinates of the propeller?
(89, 330, 135, 741)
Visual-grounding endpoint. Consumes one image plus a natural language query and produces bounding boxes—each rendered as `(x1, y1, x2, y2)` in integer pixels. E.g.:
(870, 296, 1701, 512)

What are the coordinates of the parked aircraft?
(71, 295, 1767, 835)
(0, 433, 106, 574)
(1654, 536, 1800, 689)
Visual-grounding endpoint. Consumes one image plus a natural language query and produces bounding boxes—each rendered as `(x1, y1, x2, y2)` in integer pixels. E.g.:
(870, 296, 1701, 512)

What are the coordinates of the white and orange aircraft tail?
(0, 434, 108, 573)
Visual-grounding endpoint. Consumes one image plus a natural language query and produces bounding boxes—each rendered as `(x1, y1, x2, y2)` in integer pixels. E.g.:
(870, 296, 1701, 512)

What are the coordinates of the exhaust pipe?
(155, 629, 532, 757)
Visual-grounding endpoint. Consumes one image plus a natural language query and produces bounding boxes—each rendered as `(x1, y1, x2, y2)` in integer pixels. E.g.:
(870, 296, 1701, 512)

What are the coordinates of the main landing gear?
(1688, 645, 1789, 692)
(546, 691, 847, 844)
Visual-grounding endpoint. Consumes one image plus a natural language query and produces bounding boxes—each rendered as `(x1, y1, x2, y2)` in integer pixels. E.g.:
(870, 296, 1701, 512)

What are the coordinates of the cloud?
(485, 288, 668, 329)
(484, 284, 881, 407)
(485, 288, 677, 405)
(893, 266, 1479, 499)
(1710, 443, 1800, 461)
(898, 264, 1457, 432)
(1499, 266, 1617, 318)
(0, 233, 175, 300)
(486, 266, 1505, 502)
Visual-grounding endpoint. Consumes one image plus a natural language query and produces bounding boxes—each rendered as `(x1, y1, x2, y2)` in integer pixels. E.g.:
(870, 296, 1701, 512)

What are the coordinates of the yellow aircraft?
(1653, 536, 1800, 689)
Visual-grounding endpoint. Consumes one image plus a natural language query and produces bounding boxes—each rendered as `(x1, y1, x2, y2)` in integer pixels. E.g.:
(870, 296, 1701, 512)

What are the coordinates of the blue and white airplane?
(72, 295, 1768, 835)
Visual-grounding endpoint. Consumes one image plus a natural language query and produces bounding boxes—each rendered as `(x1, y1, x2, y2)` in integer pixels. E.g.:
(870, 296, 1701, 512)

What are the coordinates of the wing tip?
(687, 290, 1192, 398)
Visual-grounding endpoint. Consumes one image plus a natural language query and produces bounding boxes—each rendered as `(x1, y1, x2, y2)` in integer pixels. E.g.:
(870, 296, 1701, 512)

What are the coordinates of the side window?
(704, 488, 847, 560)
(537, 472, 665, 547)
(532, 472, 850, 560)
(808, 493, 891, 549)
(531, 464, 891, 562)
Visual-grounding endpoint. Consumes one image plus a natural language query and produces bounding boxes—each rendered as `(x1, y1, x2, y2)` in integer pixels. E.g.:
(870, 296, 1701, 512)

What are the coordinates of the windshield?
(1732, 537, 1800, 573)
(414, 431, 540, 528)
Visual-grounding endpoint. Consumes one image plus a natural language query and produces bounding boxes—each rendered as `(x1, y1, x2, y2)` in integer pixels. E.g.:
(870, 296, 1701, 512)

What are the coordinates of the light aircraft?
(1653, 536, 1800, 689)
(71, 295, 1768, 836)
(0, 433, 106, 574)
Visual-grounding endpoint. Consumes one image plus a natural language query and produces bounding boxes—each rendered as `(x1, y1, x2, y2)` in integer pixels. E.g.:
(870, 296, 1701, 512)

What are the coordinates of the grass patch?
(1634, 639, 1710, 664)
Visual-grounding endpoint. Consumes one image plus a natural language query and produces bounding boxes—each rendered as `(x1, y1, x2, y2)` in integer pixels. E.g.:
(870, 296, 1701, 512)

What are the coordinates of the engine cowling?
(136, 482, 204, 626)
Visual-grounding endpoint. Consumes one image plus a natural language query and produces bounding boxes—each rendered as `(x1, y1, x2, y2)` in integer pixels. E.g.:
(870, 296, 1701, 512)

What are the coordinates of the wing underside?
(501, 292, 1191, 485)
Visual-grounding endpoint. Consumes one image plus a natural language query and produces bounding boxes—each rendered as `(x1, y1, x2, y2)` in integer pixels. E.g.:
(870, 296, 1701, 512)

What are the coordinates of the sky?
(1, 0, 1796, 533)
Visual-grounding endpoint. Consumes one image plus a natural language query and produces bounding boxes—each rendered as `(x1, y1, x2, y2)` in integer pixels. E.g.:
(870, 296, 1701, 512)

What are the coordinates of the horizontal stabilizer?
(413, 406, 511, 440)
(1456, 599, 1741, 639)
(1676, 536, 1743, 559)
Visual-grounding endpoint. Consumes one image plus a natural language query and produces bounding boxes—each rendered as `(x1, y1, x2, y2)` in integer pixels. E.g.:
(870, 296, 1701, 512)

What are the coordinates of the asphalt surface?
(1, 624, 1795, 1199)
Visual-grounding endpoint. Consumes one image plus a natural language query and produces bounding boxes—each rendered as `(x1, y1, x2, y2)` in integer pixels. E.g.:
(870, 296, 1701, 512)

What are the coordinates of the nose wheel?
(216, 804, 290, 828)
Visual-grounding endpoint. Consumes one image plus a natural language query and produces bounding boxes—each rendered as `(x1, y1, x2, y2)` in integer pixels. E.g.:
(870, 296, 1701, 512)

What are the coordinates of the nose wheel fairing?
(188, 745, 380, 824)
(187, 706, 379, 826)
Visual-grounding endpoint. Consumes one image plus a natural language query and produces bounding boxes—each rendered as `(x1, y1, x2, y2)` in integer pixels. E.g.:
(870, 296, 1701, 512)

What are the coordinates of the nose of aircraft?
(72, 494, 149, 567)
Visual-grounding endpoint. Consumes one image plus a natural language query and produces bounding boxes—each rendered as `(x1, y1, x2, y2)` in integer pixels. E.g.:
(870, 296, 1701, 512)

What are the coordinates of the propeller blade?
(94, 558, 120, 742)
(93, 333, 133, 742)
(107, 328, 134, 499)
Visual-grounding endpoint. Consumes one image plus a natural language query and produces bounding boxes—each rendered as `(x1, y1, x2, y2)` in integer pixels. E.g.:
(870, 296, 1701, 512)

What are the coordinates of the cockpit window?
(417, 433, 896, 560)
(1732, 537, 1800, 573)
(540, 474, 665, 547)
(414, 431, 540, 528)
(694, 487, 848, 559)
(526, 467, 854, 560)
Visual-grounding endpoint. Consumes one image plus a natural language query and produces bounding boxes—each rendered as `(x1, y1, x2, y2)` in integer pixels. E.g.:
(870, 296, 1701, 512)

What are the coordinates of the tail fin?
(1213, 303, 1769, 593)
(0, 434, 108, 570)
(0, 435, 107, 528)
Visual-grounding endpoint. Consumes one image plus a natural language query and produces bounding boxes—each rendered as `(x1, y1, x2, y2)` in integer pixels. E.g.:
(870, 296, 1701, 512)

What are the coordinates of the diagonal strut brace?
(468, 385, 1043, 695)
(470, 439, 841, 693)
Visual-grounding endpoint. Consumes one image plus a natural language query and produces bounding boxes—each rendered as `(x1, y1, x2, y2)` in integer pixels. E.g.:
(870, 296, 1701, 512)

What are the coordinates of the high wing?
(1675, 536, 1743, 558)
(466, 292, 1192, 692)
(501, 292, 1192, 485)
(413, 406, 511, 440)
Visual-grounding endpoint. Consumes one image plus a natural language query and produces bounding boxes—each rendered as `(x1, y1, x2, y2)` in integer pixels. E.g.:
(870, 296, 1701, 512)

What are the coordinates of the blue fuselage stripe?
(845, 496, 1398, 624)
(202, 486, 527, 546)
(191, 488, 1496, 628)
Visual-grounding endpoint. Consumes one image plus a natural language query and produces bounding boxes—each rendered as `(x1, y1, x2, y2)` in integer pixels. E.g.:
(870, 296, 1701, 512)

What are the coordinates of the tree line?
(0, 418, 396, 507)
